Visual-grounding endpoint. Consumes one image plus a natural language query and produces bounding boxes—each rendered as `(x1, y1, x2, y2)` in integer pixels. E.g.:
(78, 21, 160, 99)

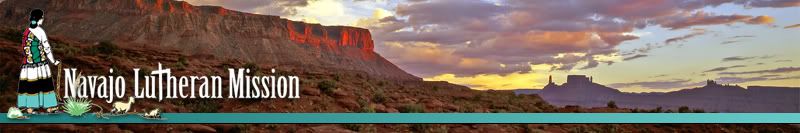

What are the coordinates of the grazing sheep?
(111, 97, 135, 114)
(143, 108, 161, 119)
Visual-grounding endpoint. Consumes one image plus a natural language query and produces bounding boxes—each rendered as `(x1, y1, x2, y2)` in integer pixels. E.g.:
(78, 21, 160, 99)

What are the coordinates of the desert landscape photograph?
(0, 0, 798, 132)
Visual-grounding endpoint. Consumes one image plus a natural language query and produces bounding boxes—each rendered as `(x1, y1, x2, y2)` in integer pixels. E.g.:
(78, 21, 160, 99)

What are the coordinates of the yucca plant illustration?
(63, 98, 91, 116)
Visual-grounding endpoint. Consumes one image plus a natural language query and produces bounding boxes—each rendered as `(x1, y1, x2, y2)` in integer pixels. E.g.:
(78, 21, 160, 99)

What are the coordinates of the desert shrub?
(400, 104, 425, 113)
(174, 99, 221, 113)
(109, 66, 126, 77)
(692, 109, 705, 113)
(136, 67, 152, 78)
(243, 62, 257, 74)
(371, 89, 386, 103)
(432, 125, 449, 133)
(63, 98, 91, 116)
(678, 106, 691, 113)
(377, 81, 387, 87)
(52, 41, 81, 56)
(603, 124, 620, 133)
(175, 57, 189, 70)
(607, 101, 618, 108)
(343, 124, 361, 131)
(333, 74, 342, 81)
(317, 80, 336, 95)
(359, 105, 376, 113)
(95, 41, 118, 55)
(410, 124, 430, 132)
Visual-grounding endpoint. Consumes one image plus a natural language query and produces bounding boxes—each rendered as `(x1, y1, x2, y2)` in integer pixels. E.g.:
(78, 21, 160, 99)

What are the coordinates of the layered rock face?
(0, 0, 419, 81)
(287, 21, 375, 60)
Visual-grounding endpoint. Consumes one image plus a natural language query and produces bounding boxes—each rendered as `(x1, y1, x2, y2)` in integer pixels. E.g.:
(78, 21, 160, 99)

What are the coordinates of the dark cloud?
(704, 65, 746, 72)
(714, 76, 767, 84)
(579, 59, 600, 70)
(737, 0, 800, 8)
(721, 56, 754, 62)
(721, 35, 754, 45)
(623, 54, 648, 61)
(650, 74, 669, 78)
(776, 59, 792, 62)
(771, 75, 800, 80)
(609, 79, 704, 90)
(721, 40, 739, 45)
(785, 24, 800, 29)
(719, 67, 800, 75)
(656, 12, 759, 30)
(715, 74, 797, 84)
(664, 29, 706, 44)
(721, 55, 773, 62)
(730, 35, 755, 38)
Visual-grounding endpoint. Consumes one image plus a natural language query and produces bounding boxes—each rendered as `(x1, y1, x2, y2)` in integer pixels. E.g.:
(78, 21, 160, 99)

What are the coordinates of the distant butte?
(530, 75, 800, 112)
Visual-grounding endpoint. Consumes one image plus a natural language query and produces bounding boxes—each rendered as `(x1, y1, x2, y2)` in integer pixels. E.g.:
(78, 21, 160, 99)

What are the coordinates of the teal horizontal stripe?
(1, 113, 799, 123)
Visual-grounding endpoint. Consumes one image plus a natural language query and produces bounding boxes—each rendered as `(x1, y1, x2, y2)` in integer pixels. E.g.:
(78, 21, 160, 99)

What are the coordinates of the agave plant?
(63, 98, 91, 116)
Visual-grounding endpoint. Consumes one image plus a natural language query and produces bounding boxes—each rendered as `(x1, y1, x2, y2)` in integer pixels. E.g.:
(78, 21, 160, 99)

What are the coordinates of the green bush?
(371, 89, 386, 103)
(317, 80, 336, 95)
(95, 41, 118, 55)
(359, 105, 376, 113)
(175, 57, 189, 70)
(63, 98, 91, 116)
(243, 62, 257, 74)
(400, 104, 425, 113)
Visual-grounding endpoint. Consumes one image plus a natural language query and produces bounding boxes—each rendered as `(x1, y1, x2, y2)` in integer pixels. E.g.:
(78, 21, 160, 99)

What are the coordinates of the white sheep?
(143, 108, 161, 119)
(111, 97, 135, 114)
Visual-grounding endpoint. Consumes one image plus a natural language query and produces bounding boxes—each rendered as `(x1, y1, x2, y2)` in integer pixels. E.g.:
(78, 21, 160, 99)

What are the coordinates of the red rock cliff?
(287, 21, 375, 60)
(0, 0, 420, 81)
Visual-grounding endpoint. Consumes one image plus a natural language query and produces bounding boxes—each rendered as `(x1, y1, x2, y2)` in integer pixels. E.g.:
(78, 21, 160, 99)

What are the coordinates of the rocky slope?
(0, 0, 418, 81)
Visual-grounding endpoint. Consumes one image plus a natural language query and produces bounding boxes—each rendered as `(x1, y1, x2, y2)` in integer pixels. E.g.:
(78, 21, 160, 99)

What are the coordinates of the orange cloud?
(658, 11, 755, 30)
(745, 16, 775, 24)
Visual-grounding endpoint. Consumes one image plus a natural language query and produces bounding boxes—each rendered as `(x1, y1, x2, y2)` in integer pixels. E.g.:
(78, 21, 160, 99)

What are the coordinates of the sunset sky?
(182, 0, 800, 92)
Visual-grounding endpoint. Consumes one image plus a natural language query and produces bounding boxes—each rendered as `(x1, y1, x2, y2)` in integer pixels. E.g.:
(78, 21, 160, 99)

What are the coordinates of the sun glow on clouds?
(286, 0, 349, 25)
(425, 72, 546, 90)
(424, 64, 562, 90)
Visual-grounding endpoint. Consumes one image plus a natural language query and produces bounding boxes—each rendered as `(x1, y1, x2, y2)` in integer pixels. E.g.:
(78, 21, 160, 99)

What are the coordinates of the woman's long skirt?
(17, 62, 57, 109)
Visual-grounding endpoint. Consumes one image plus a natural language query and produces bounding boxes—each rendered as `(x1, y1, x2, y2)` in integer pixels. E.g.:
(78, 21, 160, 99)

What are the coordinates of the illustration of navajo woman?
(18, 9, 60, 114)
